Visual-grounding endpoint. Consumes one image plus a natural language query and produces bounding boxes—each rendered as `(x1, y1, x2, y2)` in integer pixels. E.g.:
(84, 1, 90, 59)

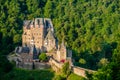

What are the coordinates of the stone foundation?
(16, 62, 50, 70)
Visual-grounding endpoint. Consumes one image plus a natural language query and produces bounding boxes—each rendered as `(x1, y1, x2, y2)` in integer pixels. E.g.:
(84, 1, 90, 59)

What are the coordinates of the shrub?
(62, 62, 71, 77)
(39, 53, 47, 62)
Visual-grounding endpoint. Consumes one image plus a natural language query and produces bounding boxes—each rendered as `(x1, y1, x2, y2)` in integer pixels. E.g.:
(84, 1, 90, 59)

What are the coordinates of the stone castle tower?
(22, 18, 56, 52)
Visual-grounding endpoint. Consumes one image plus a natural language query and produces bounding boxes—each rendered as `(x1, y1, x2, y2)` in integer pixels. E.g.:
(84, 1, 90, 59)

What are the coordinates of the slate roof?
(30, 20, 34, 25)
(15, 45, 38, 61)
(23, 20, 31, 26)
(23, 18, 45, 28)
(15, 46, 29, 53)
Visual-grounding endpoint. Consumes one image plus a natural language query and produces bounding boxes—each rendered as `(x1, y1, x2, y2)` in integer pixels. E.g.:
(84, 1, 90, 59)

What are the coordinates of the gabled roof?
(15, 46, 29, 54)
(23, 20, 31, 26)
(45, 28, 55, 40)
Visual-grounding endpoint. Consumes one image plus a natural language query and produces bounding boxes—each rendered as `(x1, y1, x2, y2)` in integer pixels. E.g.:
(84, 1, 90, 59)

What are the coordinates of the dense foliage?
(0, 0, 120, 80)
(4, 68, 55, 80)
(61, 62, 71, 77)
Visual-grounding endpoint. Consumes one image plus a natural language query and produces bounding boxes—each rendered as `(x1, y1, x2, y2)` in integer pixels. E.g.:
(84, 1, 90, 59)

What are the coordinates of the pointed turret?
(61, 39, 66, 49)
(46, 28, 55, 40)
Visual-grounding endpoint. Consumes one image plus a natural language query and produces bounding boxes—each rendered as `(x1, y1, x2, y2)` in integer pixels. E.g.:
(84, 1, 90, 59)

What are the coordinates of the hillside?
(0, 0, 120, 80)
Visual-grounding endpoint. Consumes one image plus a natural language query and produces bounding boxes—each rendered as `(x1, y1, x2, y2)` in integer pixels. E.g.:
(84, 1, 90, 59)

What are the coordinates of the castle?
(8, 18, 95, 77)
(10, 18, 72, 69)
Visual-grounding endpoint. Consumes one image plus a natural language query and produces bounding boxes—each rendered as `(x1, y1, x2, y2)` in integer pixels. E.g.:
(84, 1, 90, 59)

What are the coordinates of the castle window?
(45, 42, 48, 45)
(24, 32, 26, 35)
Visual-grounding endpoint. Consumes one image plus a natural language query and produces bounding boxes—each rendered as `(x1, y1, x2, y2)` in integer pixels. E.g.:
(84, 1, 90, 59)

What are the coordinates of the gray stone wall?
(72, 66, 96, 78)
(34, 62, 50, 69)
(16, 61, 50, 70)
(17, 62, 33, 70)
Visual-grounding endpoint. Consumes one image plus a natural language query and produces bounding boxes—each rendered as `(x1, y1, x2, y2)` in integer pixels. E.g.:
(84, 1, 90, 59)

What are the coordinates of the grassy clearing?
(67, 73, 86, 80)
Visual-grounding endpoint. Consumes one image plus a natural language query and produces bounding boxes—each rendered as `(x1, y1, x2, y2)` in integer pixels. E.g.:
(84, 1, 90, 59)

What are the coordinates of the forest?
(0, 0, 120, 80)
